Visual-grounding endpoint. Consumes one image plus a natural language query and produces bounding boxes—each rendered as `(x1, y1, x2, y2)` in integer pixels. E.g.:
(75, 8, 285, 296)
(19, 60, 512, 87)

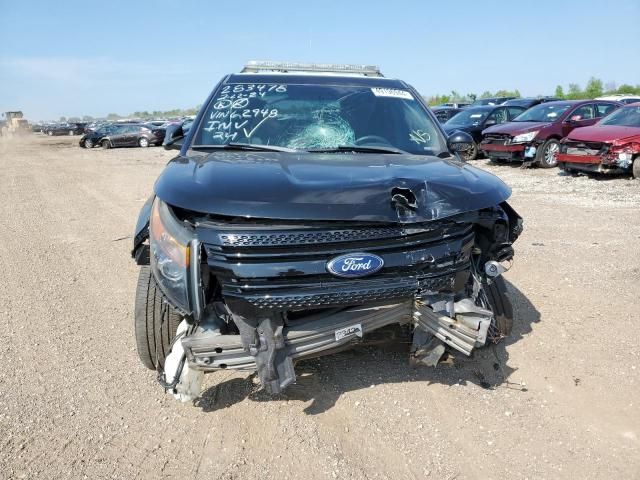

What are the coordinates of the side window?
(569, 104, 595, 121)
(507, 107, 525, 119)
(486, 107, 508, 124)
(595, 103, 616, 117)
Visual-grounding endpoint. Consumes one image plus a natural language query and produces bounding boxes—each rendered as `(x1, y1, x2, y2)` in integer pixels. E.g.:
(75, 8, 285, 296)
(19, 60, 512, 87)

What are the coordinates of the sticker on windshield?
(470, 114, 483, 118)
(547, 112, 558, 118)
(371, 88, 414, 100)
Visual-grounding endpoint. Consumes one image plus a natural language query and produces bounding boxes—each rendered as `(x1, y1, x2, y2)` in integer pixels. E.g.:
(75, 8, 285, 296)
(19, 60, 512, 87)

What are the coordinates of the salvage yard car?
(44, 122, 85, 136)
(557, 102, 640, 178)
(79, 123, 161, 148)
(442, 104, 526, 160)
(131, 61, 523, 401)
(480, 100, 621, 167)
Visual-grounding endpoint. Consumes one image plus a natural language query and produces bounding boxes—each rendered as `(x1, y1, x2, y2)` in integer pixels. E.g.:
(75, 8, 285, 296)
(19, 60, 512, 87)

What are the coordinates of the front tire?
(536, 139, 560, 168)
(134, 266, 182, 370)
(84, 138, 93, 148)
(633, 157, 640, 179)
(48, 130, 53, 136)
(138, 137, 149, 148)
(68, 130, 74, 136)
(460, 142, 478, 161)
(101, 139, 111, 149)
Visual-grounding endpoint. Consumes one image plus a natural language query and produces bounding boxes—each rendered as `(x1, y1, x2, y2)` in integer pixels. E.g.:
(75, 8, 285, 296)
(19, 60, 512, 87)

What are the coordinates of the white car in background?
(596, 94, 640, 105)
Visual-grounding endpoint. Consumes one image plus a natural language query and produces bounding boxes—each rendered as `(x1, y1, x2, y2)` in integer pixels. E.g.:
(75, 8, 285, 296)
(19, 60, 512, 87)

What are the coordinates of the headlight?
(618, 152, 633, 162)
(149, 198, 193, 312)
(512, 131, 539, 143)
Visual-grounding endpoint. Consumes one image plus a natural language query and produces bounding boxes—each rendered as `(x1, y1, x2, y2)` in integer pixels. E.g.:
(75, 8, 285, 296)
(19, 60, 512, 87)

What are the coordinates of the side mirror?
(163, 123, 185, 151)
(448, 130, 475, 156)
(484, 119, 497, 127)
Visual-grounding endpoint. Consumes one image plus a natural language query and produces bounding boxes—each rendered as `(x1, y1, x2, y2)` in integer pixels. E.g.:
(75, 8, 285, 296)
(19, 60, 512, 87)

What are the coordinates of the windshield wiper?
(192, 142, 299, 153)
(307, 145, 407, 154)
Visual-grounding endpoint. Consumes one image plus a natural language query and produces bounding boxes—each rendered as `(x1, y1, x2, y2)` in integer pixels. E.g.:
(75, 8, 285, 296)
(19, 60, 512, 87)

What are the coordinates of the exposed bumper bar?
(182, 302, 414, 371)
(480, 143, 525, 153)
(556, 153, 602, 164)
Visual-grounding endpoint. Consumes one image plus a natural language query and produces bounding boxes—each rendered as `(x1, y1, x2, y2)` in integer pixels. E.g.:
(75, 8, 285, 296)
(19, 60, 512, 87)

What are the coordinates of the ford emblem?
(326, 253, 384, 278)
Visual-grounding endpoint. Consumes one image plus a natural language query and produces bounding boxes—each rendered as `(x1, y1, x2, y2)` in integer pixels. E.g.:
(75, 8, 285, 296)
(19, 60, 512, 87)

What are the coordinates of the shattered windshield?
(599, 105, 640, 127)
(512, 103, 571, 122)
(192, 83, 447, 155)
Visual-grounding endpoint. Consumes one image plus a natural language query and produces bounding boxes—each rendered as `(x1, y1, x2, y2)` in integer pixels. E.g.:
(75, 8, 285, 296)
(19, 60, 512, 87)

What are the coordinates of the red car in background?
(480, 100, 621, 168)
(557, 102, 640, 178)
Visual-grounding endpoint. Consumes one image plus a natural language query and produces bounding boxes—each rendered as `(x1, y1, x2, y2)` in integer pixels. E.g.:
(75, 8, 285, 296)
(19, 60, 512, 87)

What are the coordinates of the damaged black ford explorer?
(131, 61, 523, 401)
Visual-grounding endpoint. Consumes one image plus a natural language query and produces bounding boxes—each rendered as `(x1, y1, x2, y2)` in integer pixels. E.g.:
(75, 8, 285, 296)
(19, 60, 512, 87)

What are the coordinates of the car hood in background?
(565, 125, 640, 144)
(154, 151, 511, 223)
(483, 121, 552, 136)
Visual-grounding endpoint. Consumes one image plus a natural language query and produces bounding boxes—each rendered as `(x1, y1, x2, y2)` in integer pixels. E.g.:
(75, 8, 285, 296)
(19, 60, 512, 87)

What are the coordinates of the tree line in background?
(424, 78, 640, 106)
(56, 78, 640, 122)
(59, 107, 200, 123)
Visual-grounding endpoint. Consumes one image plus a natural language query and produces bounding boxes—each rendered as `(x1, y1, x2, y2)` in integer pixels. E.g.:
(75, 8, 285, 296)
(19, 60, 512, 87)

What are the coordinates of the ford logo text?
(326, 253, 384, 278)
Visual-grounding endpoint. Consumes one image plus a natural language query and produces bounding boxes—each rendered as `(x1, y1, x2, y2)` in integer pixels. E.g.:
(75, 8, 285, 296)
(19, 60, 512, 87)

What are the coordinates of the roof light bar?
(241, 60, 383, 77)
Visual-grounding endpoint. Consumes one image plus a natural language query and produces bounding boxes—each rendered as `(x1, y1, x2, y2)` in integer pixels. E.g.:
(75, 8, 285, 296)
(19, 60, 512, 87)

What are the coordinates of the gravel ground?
(1, 134, 639, 480)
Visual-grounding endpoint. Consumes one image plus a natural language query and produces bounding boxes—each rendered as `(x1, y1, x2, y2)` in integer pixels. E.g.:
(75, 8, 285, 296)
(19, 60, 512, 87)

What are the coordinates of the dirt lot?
(1, 134, 639, 480)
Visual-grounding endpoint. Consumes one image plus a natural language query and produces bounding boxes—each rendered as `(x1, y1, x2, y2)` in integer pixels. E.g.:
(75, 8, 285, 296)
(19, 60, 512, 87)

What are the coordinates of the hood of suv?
(154, 151, 511, 223)
(565, 124, 640, 144)
(483, 121, 551, 136)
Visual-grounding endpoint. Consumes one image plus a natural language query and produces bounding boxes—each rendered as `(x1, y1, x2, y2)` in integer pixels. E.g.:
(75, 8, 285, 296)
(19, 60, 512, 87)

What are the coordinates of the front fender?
(131, 195, 155, 263)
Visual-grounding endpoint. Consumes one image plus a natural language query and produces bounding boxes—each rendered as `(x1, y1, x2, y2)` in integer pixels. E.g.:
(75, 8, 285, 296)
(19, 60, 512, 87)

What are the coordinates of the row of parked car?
(79, 119, 194, 149)
(33, 118, 194, 149)
(432, 95, 640, 178)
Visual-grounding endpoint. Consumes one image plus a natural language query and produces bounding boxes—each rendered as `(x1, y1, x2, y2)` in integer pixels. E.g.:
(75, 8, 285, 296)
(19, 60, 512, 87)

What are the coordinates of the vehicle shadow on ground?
(195, 279, 540, 415)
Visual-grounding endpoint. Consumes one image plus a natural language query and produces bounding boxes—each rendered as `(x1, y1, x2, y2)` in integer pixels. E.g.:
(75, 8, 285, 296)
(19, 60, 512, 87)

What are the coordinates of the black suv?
(131, 61, 523, 400)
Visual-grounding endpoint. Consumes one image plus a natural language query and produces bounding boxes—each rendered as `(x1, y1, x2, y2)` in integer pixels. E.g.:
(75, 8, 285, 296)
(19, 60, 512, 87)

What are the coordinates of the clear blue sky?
(1, 0, 638, 121)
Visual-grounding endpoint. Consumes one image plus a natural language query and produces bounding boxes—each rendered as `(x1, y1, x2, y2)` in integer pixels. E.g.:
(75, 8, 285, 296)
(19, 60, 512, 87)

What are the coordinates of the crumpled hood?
(154, 151, 511, 223)
(483, 121, 551, 136)
(565, 125, 640, 144)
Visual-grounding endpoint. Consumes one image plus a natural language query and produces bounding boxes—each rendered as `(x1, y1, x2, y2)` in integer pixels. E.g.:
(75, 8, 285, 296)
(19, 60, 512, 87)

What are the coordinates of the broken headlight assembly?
(511, 131, 538, 143)
(149, 198, 193, 312)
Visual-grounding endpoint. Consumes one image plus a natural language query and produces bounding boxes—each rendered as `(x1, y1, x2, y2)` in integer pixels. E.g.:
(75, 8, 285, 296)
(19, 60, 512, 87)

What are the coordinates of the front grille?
(561, 140, 607, 156)
(199, 220, 474, 312)
(240, 275, 456, 310)
(219, 226, 406, 247)
(483, 133, 512, 145)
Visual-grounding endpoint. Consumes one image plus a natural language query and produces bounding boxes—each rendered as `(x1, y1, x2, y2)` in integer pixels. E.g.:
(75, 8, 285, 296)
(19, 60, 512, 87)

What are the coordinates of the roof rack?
(241, 60, 383, 77)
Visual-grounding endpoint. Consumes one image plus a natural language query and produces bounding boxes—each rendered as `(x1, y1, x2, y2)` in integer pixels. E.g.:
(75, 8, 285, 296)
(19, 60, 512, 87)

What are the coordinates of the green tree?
(566, 83, 583, 100)
(82, 115, 94, 122)
(480, 91, 493, 99)
(617, 84, 640, 95)
(554, 85, 565, 98)
(59, 116, 66, 122)
(106, 113, 120, 120)
(584, 77, 603, 98)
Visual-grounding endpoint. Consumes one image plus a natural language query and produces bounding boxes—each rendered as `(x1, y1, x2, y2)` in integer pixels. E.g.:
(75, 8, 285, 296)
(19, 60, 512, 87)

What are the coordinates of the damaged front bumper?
(148, 203, 522, 400)
(557, 142, 634, 174)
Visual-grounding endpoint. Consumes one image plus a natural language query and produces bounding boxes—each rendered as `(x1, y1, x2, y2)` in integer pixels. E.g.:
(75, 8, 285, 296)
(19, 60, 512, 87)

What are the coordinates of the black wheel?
(68, 130, 74, 136)
(633, 157, 640, 179)
(134, 266, 182, 370)
(48, 130, 53, 136)
(483, 276, 514, 340)
(536, 139, 560, 168)
(84, 138, 93, 149)
(138, 137, 150, 148)
(101, 139, 111, 149)
(460, 142, 478, 161)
